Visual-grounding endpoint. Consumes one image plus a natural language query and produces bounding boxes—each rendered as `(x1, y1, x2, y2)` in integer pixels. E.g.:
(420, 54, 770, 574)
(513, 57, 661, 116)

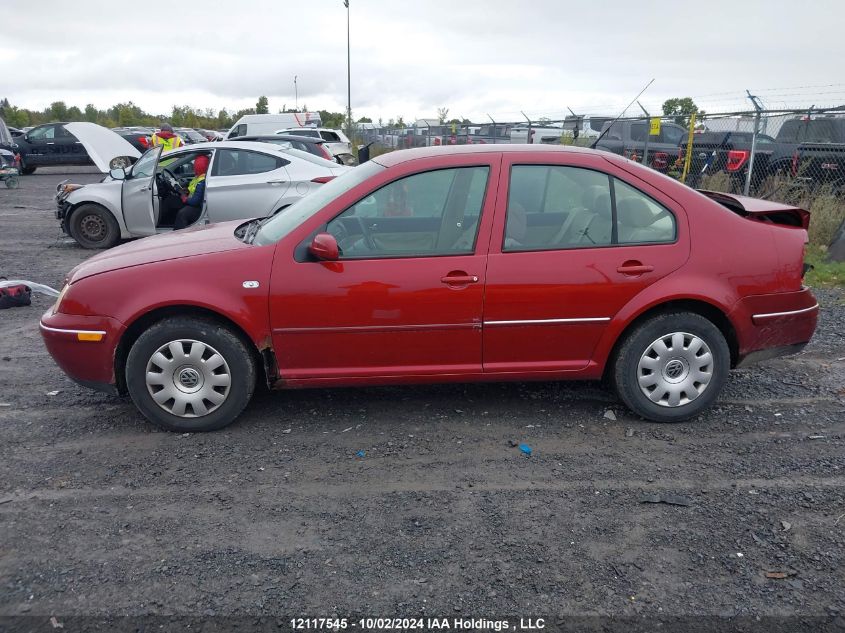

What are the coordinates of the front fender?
(65, 182, 129, 237)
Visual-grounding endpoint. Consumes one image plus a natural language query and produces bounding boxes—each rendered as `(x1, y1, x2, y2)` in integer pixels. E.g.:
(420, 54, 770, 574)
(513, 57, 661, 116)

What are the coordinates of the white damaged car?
(56, 122, 349, 249)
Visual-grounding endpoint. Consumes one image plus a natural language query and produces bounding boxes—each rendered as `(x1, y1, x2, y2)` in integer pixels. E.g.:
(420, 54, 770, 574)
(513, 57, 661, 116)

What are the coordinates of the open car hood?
(698, 190, 810, 229)
(64, 122, 141, 173)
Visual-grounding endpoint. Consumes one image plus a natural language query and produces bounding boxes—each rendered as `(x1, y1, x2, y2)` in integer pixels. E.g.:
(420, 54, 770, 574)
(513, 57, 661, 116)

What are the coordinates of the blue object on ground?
(519, 443, 532, 456)
(356, 450, 366, 458)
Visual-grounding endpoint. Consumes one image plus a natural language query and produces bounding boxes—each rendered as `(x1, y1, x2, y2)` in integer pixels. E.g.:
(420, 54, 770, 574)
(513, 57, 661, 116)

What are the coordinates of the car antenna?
(590, 78, 655, 149)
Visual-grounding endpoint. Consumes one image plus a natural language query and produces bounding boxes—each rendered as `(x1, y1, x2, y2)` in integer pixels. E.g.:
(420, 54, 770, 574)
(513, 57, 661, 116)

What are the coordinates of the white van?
(226, 113, 322, 139)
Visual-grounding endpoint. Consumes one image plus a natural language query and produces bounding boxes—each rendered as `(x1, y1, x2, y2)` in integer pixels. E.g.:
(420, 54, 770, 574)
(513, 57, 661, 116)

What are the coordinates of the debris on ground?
(356, 450, 366, 458)
(781, 521, 792, 531)
(46, 390, 60, 396)
(625, 428, 634, 437)
(508, 440, 518, 447)
(639, 493, 692, 507)
(603, 409, 617, 420)
(281, 428, 292, 434)
(519, 443, 532, 456)
(807, 434, 826, 440)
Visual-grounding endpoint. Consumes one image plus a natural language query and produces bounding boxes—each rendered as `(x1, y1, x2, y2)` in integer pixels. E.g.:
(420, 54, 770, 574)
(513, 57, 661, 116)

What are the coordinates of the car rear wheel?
(612, 312, 730, 422)
(126, 317, 256, 432)
(68, 204, 120, 249)
(20, 161, 36, 175)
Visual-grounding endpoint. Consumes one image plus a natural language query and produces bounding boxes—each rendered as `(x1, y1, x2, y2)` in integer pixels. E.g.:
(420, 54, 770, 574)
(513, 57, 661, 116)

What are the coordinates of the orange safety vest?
(150, 133, 183, 152)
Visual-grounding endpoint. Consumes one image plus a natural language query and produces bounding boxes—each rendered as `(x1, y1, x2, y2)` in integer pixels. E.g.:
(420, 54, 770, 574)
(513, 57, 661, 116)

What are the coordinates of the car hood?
(64, 122, 141, 173)
(68, 221, 251, 283)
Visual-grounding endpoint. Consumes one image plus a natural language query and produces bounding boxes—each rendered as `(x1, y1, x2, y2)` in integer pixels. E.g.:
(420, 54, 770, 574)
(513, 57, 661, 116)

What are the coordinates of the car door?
(205, 148, 291, 221)
(54, 125, 84, 164)
(23, 124, 56, 165)
(268, 155, 499, 380)
(121, 147, 162, 236)
(482, 152, 690, 373)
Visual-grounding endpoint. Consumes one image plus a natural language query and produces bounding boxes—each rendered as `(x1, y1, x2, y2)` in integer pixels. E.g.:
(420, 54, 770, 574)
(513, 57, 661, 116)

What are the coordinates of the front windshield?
(253, 160, 384, 246)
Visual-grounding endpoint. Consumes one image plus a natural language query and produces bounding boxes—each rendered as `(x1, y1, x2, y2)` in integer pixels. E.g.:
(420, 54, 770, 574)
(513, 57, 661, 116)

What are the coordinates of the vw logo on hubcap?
(178, 367, 201, 389)
(664, 359, 685, 380)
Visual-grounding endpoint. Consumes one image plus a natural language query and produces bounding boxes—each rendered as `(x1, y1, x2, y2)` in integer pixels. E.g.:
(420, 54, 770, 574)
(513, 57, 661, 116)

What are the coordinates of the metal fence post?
(744, 91, 763, 196)
(521, 111, 532, 144)
(425, 121, 431, 147)
(487, 114, 497, 144)
(637, 101, 650, 168)
(681, 112, 697, 184)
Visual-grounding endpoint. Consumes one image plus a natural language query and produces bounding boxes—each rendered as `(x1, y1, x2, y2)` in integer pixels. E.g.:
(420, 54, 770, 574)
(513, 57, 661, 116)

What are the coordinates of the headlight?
(52, 283, 69, 315)
(60, 183, 84, 195)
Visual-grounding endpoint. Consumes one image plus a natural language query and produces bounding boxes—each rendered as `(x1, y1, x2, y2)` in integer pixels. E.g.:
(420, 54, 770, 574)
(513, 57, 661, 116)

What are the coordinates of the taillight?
(311, 176, 336, 184)
(434, 137, 441, 146)
(726, 150, 749, 172)
(318, 145, 333, 160)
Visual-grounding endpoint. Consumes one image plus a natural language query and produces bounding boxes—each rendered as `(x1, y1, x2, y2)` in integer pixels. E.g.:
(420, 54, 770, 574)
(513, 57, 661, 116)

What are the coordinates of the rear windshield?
(778, 119, 843, 143)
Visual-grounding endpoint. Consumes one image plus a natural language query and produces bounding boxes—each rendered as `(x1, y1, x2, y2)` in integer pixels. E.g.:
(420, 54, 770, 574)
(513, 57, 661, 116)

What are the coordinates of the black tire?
(5, 176, 19, 189)
(68, 203, 120, 249)
(611, 312, 730, 422)
(20, 163, 36, 175)
(125, 317, 256, 432)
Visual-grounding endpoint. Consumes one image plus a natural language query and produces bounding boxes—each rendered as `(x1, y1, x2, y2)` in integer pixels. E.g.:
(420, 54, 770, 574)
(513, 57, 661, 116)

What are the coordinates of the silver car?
(56, 125, 348, 249)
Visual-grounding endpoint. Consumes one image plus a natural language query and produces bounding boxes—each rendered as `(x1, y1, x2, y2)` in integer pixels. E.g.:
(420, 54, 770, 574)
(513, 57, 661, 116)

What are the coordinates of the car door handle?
(266, 180, 287, 185)
(441, 273, 479, 285)
(617, 262, 654, 275)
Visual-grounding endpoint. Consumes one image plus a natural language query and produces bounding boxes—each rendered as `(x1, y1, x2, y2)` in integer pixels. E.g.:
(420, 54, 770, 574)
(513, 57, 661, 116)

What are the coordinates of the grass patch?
(804, 245, 845, 287)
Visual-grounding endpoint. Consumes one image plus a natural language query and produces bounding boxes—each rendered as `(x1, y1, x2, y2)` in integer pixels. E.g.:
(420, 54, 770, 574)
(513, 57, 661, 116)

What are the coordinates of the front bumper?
(40, 309, 126, 391)
(729, 287, 819, 366)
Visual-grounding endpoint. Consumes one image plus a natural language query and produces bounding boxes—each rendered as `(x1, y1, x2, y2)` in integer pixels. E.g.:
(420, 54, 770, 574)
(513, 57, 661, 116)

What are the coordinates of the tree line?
(0, 96, 356, 131)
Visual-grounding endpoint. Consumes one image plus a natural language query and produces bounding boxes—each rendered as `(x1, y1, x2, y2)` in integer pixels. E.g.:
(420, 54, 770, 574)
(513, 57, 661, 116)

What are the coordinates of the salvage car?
(56, 123, 348, 248)
(40, 145, 818, 432)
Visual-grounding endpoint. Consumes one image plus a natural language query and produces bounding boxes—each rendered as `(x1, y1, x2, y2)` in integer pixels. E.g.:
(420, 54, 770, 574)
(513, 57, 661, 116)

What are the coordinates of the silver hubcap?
(145, 339, 231, 418)
(637, 331, 714, 408)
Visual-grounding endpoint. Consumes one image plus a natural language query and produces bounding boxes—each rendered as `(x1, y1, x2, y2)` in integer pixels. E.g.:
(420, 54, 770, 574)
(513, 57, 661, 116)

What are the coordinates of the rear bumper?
(729, 287, 818, 366)
(39, 310, 125, 388)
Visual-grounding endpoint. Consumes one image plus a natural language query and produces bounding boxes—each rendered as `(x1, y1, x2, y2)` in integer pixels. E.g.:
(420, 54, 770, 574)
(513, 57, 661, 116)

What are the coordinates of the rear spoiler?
(698, 190, 810, 229)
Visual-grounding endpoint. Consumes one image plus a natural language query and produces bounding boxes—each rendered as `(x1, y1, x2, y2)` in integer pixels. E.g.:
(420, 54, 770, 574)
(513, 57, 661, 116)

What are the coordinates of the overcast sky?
(3, 0, 845, 123)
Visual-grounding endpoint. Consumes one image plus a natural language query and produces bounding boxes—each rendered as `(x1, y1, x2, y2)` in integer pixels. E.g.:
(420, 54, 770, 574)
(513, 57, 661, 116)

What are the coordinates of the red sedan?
(40, 145, 818, 432)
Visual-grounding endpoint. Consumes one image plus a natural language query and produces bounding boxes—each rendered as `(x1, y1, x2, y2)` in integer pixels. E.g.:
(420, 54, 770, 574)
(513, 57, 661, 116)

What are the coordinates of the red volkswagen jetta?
(40, 145, 818, 431)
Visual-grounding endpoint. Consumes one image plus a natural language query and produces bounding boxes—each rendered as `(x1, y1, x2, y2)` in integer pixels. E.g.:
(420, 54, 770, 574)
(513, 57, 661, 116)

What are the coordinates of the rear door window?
(211, 149, 288, 176)
(320, 131, 342, 142)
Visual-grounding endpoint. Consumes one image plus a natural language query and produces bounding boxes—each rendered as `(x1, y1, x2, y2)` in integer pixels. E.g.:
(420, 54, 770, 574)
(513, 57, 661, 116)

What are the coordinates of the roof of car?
(373, 143, 598, 167)
(166, 140, 289, 153)
(238, 134, 325, 144)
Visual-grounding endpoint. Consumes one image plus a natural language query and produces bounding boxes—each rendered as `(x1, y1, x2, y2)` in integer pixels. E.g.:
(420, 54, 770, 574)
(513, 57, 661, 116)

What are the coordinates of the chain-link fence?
(355, 107, 845, 246)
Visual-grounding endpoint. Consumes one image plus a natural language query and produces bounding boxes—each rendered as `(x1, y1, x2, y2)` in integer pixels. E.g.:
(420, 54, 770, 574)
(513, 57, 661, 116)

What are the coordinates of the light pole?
(344, 0, 351, 138)
(294, 75, 298, 111)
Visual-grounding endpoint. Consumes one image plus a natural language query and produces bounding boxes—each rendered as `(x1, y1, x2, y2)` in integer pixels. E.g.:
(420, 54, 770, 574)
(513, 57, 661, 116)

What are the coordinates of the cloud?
(2, 0, 845, 121)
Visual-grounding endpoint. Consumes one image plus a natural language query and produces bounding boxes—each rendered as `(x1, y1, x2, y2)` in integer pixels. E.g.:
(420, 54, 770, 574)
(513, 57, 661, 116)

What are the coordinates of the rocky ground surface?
(0, 168, 843, 628)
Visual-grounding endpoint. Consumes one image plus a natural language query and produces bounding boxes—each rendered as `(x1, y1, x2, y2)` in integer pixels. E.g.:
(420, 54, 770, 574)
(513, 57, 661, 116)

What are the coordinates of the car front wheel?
(612, 312, 730, 422)
(125, 317, 256, 432)
(68, 204, 120, 249)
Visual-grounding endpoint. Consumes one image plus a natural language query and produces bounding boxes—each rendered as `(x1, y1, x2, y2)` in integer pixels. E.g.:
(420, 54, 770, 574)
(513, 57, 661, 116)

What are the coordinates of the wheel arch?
(114, 304, 277, 395)
(602, 298, 740, 381)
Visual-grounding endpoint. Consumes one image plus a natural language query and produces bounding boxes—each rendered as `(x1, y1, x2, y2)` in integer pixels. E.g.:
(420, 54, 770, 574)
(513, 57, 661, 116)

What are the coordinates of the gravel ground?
(1, 168, 844, 627)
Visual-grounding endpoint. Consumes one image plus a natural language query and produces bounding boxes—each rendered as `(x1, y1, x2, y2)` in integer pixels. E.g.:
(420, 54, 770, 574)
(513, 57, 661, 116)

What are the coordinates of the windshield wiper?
(243, 219, 262, 244)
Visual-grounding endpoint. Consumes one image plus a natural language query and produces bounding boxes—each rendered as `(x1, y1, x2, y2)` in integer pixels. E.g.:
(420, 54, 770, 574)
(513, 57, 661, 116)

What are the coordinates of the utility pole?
(294, 75, 298, 111)
(344, 0, 352, 138)
(637, 100, 650, 167)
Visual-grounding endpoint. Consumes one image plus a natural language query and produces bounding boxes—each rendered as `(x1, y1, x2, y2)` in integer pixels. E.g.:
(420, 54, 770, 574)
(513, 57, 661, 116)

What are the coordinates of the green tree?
(437, 107, 449, 123)
(256, 96, 269, 114)
(84, 104, 98, 123)
(49, 101, 68, 121)
(357, 116, 372, 123)
(662, 97, 703, 126)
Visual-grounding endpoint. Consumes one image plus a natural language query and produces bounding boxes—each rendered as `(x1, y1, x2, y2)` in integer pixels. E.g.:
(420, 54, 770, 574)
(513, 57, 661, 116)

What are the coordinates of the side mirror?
(309, 232, 339, 261)
(109, 168, 126, 181)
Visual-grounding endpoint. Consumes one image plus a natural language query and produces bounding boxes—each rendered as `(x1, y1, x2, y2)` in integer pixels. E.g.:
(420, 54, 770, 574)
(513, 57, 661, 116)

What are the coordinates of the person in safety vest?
(150, 122, 184, 152)
(173, 154, 209, 229)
